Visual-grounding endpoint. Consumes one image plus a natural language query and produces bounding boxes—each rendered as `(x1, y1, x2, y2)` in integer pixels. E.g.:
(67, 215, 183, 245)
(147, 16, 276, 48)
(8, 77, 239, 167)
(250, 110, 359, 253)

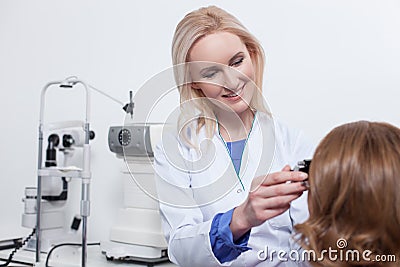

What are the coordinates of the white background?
(0, 0, 399, 243)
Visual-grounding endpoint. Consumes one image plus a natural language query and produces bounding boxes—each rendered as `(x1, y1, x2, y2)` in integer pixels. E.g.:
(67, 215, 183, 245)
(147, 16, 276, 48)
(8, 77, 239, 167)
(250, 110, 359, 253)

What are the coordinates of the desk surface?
(0, 245, 177, 267)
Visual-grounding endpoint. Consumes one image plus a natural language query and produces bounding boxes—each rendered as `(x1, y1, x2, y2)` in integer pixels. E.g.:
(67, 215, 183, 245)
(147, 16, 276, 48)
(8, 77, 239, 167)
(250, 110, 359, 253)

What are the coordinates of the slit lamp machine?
(17, 76, 168, 266)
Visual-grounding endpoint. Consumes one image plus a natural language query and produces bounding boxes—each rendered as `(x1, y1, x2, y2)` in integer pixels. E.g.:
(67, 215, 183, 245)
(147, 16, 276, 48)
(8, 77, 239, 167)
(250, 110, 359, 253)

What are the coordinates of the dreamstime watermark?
(257, 238, 397, 263)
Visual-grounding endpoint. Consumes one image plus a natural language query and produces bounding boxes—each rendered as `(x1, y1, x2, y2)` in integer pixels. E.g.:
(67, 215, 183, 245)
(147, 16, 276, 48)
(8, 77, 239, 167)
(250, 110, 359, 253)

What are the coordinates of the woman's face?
(188, 31, 256, 115)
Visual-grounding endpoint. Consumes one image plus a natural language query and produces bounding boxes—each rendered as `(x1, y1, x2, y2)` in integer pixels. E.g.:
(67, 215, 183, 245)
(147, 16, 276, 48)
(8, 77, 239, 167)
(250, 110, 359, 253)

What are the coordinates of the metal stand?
(36, 78, 91, 267)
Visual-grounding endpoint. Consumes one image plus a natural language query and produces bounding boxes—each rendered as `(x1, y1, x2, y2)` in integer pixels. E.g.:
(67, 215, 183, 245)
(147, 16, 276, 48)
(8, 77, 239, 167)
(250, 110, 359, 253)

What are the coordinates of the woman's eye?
(202, 71, 217, 79)
(231, 57, 244, 67)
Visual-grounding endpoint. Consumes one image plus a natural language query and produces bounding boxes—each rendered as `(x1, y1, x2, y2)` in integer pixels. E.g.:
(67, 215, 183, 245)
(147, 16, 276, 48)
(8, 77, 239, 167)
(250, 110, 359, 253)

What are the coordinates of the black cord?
(45, 242, 100, 267)
(0, 229, 36, 266)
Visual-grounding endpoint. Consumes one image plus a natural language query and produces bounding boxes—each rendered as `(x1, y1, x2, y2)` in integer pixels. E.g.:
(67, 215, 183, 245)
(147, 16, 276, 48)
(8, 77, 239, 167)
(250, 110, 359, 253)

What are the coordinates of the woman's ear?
(191, 82, 201, 90)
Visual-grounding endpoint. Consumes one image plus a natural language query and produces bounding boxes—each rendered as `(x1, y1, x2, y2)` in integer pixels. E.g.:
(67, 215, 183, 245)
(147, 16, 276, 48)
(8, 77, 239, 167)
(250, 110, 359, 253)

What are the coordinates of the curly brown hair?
(295, 121, 400, 267)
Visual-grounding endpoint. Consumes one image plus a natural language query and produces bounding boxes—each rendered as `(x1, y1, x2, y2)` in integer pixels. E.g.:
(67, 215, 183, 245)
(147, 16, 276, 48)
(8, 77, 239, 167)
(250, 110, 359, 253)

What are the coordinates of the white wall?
(0, 0, 399, 242)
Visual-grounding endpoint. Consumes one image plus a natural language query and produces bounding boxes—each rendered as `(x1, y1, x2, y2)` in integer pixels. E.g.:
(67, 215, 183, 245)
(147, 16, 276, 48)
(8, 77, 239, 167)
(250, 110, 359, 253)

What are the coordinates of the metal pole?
(81, 183, 89, 267)
(81, 121, 91, 267)
(35, 125, 43, 263)
(36, 81, 59, 264)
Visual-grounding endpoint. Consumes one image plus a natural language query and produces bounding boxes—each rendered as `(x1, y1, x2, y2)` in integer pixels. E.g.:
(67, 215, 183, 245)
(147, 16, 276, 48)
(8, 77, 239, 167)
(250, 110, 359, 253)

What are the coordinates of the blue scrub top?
(226, 139, 246, 175)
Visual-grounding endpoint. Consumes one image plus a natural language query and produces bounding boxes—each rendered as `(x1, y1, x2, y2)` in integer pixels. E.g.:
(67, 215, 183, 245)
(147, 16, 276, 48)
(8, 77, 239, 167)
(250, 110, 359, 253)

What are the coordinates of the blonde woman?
(295, 121, 400, 267)
(154, 6, 313, 266)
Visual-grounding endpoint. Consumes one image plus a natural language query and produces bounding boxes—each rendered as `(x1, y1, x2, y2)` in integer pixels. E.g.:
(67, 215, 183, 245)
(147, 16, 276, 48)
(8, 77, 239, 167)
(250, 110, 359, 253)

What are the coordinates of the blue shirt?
(226, 139, 246, 175)
(209, 139, 251, 263)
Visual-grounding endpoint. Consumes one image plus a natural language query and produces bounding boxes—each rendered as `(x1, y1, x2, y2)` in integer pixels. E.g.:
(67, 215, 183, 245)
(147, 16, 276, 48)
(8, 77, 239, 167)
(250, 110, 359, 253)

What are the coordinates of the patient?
(295, 121, 400, 266)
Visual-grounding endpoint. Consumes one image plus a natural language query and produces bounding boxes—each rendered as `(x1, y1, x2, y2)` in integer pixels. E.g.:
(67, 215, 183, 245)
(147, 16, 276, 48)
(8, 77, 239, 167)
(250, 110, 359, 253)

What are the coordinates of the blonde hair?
(295, 121, 400, 267)
(172, 6, 268, 146)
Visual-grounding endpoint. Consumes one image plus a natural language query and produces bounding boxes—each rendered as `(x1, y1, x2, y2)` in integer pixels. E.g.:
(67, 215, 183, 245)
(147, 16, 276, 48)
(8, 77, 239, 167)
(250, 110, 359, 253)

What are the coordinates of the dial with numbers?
(118, 129, 131, 146)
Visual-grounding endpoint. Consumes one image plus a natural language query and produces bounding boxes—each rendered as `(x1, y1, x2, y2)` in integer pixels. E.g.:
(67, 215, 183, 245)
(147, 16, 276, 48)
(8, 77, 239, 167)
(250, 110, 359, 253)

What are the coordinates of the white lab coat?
(154, 112, 314, 267)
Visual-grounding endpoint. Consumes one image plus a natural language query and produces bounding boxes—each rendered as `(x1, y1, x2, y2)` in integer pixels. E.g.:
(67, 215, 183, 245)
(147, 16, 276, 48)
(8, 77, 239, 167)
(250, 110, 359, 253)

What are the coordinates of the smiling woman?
(172, 6, 269, 146)
(154, 5, 314, 267)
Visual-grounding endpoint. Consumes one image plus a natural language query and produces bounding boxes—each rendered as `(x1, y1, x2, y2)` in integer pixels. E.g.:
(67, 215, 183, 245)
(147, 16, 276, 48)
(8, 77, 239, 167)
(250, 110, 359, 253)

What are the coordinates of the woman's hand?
(230, 165, 308, 241)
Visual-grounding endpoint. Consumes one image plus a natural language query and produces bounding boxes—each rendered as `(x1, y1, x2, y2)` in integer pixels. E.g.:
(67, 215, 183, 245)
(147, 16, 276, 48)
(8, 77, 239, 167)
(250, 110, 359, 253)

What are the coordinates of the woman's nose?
(222, 67, 240, 91)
